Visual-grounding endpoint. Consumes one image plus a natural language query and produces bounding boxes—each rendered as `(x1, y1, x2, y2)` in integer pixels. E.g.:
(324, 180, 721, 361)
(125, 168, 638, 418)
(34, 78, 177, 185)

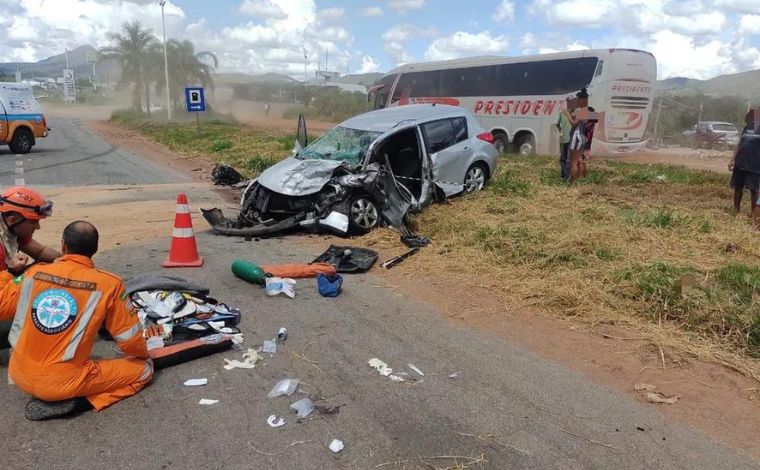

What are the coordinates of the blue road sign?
(184, 87, 206, 112)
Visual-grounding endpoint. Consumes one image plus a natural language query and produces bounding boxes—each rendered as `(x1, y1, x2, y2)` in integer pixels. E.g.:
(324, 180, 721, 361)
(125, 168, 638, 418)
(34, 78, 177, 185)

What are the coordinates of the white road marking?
(14, 157, 24, 186)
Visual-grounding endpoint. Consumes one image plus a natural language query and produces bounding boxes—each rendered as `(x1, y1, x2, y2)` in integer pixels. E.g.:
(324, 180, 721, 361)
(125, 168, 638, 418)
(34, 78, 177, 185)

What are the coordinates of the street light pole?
(160, 0, 172, 120)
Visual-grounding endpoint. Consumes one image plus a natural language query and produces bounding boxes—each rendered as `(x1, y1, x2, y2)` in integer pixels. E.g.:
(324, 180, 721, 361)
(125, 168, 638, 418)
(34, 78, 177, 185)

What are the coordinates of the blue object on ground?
(317, 273, 343, 297)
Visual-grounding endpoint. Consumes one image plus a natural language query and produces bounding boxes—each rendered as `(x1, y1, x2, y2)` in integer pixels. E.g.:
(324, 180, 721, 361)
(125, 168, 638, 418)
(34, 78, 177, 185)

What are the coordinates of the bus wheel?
(492, 132, 508, 155)
(515, 134, 535, 155)
(9, 128, 34, 154)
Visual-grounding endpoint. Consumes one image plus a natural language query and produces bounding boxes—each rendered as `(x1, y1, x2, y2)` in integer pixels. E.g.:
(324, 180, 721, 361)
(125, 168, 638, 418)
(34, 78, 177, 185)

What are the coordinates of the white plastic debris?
(329, 439, 344, 453)
(368, 358, 404, 382)
(224, 348, 261, 370)
(146, 336, 164, 351)
(267, 415, 286, 428)
(267, 378, 300, 398)
(198, 399, 218, 405)
(184, 378, 208, 387)
(265, 277, 296, 298)
(448, 372, 460, 379)
(289, 397, 315, 418)
(408, 363, 425, 376)
(263, 339, 277, 354)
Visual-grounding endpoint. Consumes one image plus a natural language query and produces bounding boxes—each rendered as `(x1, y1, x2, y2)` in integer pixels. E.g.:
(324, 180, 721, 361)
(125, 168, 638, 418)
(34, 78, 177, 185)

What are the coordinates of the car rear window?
(713, 124, 736, 132)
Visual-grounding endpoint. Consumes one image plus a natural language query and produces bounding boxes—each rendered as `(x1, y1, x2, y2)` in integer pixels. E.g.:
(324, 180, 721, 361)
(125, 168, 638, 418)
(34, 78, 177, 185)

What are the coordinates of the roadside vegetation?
(110, 110, 294, 174)
(283, 87, 371, 122)
(111, 116, 760, 375)
(401, 156, 760, 374)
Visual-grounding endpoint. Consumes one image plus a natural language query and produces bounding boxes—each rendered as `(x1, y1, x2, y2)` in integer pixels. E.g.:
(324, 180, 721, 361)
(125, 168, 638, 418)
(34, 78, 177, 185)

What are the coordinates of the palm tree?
(100, 21, 157, 113)
(155, 39, 217, 112)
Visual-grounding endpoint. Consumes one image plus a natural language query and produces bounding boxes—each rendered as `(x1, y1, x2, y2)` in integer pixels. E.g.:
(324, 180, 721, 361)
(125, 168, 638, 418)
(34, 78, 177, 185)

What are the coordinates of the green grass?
(110, 109, 295, 177)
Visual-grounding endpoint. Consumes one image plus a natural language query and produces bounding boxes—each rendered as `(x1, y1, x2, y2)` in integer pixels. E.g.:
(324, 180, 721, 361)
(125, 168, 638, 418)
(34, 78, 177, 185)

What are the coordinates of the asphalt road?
(0, 117, 756, 469)
(0, 115, 183, 187)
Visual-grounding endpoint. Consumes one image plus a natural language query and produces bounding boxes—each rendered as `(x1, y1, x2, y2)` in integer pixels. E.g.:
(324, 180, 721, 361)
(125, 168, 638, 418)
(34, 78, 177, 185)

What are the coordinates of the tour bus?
(368, 49, 657, 156)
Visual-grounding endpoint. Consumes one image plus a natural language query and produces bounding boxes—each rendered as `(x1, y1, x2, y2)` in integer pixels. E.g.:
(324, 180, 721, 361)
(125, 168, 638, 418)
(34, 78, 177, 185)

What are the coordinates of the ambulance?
(0, 83, 49, 154)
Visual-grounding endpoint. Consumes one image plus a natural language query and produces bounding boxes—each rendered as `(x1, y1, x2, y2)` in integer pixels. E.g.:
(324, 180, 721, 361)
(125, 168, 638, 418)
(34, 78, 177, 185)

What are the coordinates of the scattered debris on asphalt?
(382, 247, 420, 269)
(634, 383, 680, 404)
(265, 277, 296, 298)
(262, 262, 337, 279)
(263, 339, 278, 354)
(448, 372, 461, 379)
(317, 273, 343, 297)
(368, 358, 405, 382)
(277, 327, 288, 342)
(408, 363, 425, 376)
(268, 378, 300, 398)
(211, 163, 245, 186)
(198, 399, 219, 405)
(313, 245, 378, 273)
(267, 415, 286, 428)
(290, 397, 315, 418)
(329, 439, 345, 453)
(224, 348, 261, 370)
(231, 259, 268, 285)
(183, 378, 208, 386)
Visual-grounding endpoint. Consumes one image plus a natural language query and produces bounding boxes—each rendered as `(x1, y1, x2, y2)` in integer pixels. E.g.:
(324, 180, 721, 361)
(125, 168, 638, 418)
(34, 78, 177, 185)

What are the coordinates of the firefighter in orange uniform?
(0, 220, 152, 420)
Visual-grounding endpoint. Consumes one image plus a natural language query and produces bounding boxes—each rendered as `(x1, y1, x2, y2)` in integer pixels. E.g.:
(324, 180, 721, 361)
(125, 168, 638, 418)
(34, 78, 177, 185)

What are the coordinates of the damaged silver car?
(202, 104, 499, 237)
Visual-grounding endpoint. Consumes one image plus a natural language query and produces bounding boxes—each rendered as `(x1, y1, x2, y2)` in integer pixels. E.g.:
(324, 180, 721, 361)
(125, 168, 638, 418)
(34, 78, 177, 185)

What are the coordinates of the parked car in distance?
(682, 121, 739, 150)
(203, 104, 499, 237)
(0, 82, 49, 154)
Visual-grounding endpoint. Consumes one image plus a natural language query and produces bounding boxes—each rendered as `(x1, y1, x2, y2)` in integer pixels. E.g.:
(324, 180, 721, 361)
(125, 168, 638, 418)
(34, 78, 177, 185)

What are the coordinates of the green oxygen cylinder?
(231, 259, 266, 285)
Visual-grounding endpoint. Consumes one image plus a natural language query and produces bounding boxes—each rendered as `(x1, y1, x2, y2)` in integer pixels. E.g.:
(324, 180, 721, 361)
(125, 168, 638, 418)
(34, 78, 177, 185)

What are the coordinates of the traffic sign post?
(184, 87, 206, 134)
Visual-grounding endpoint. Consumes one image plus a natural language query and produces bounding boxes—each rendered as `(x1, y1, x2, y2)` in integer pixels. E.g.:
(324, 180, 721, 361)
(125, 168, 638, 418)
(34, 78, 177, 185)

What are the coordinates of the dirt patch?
(606, 147, 732, 174)
(214, 99, 335, 133)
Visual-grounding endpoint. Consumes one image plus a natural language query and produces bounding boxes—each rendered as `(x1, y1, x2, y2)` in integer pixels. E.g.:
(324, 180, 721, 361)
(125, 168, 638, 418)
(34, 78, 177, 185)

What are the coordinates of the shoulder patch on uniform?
(33, 272, 96, 291)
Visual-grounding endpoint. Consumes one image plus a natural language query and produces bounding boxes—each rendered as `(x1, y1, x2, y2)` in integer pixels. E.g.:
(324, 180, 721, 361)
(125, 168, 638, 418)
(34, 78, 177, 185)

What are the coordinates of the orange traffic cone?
(162, 193, 204, 268)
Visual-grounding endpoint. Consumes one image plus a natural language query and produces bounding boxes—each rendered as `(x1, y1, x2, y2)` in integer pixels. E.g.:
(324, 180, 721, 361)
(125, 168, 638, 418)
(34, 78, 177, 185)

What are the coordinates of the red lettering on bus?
(533, 100, 543, 115)
(544, 100, 556, 115)
(520, 101, 531, 115)
(474, 101, 484, 113)
(484, 101, 494, 114)
(495, 101, 504, 114)
(504, 100, 513, 115)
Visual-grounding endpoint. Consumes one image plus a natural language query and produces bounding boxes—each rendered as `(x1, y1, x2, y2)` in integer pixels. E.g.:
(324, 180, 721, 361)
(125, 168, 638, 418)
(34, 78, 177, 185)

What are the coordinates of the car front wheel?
(348, 195, 379, 234)
(464, 163, 488, 193)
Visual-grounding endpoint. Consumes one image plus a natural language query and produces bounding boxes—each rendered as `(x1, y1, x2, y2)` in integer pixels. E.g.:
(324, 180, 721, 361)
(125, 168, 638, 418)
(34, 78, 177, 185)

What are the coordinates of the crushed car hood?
(257, 158, 345, 196)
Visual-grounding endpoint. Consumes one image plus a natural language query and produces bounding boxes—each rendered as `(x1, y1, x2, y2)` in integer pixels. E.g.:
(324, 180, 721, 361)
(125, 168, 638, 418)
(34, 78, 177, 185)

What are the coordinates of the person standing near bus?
(730, 112, 760, 217)
(580, 106, 597, 178)
(557, 99, 576, 181)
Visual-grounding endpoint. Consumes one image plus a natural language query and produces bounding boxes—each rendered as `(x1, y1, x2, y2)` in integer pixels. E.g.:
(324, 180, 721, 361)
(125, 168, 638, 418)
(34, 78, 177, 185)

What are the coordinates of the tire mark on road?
(0, 144, 119, 177)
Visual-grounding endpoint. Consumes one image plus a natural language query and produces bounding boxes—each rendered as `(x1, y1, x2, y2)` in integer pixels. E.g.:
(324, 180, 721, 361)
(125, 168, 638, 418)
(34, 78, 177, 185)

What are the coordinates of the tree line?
(100, 21, 217, 115)
(648, 93, 750, 142)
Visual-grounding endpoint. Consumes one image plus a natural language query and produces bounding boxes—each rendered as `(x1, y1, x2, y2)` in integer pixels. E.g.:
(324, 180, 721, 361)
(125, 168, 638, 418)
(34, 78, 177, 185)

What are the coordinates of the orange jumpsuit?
(0, 254, 152, 411)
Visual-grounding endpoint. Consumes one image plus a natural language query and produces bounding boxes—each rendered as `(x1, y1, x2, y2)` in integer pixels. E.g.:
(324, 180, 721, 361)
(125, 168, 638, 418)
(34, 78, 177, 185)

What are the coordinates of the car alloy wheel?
(464, 164, 486, 192)
(350, 197, 378, 230)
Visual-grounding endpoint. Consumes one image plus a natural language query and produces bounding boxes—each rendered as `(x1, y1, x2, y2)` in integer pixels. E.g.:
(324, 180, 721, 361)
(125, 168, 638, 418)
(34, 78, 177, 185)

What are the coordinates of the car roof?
(700, 121, 736, 126)
(339, 104, 468, 132)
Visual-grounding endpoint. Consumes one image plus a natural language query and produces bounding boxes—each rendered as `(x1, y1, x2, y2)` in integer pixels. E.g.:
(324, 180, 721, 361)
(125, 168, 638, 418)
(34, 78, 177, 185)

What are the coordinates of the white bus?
(368, 49, 657, 156)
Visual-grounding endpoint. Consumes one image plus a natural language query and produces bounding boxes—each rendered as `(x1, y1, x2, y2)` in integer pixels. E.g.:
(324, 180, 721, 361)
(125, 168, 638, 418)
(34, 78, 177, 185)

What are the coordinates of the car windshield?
(713, 123, 737, 132)
(298, 126, 382, 165)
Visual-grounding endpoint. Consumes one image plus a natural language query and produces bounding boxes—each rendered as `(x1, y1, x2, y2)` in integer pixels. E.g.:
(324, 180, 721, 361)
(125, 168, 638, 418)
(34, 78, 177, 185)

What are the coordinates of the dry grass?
(376, 155, 760, 378)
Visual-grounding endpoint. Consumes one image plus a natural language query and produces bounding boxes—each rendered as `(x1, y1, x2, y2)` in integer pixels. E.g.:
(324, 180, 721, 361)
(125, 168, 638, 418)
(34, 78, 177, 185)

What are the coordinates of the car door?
(421, 116, 473, 197)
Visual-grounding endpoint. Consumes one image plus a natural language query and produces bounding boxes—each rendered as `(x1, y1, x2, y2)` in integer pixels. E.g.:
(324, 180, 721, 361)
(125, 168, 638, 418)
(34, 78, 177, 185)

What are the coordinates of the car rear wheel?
(515, 134, 535, 155)
(464, 163, 488, 193)
(348, 196, 379, 234)
(9, 128, 33, 154)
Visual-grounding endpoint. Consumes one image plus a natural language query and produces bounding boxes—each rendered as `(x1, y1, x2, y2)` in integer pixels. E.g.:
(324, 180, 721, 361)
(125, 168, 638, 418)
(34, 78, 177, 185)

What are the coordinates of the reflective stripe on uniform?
(9, 278, 34, 348)
(139, 358, 154, 382)
(172, 227, 194, 238)
(113, 322, 141, 343)
(61, 291, 102, 362)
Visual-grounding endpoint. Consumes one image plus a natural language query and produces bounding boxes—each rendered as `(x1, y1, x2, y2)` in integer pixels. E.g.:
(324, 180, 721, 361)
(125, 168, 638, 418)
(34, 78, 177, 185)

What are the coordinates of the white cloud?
(425, 31, 508, 61)
(385, 0, 425, 13)
(238, 0, 287, 19)
(716, 0, 760, 15)
(317, 7, 344, 22)
(740, 14, 760, 34)
(358, 54, 380, 73)
(381, 23, 436, 65)
(668, 12, 725, 35)
(359, 6, 383, 17)
(646, 30, 732, 79)
(492, 0, 515, 22)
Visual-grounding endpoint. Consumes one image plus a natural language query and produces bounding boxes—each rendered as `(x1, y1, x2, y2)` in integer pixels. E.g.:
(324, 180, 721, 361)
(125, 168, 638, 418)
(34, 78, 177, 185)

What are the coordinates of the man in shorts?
(729, 112, 760, 215)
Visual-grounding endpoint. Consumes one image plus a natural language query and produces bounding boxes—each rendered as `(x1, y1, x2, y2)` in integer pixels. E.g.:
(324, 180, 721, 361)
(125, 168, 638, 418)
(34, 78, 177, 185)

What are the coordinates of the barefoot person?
(0, 221, 152, 420)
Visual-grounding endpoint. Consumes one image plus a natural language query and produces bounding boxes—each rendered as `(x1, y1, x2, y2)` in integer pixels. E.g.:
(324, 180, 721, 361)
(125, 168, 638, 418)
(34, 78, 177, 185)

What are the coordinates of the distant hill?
(214, 72, 297, 85)
(0, 45, 120, 81)
(657, 70, 760, 100)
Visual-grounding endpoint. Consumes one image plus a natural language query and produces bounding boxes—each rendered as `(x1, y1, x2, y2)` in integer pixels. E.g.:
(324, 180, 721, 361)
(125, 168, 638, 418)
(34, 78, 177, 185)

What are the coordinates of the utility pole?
(303, 49, 308, 84)
(160, 0, 172, 120)
(65, 48, 69, 70)
(652, 98, 663, 147)
(698, 101, 703, 123)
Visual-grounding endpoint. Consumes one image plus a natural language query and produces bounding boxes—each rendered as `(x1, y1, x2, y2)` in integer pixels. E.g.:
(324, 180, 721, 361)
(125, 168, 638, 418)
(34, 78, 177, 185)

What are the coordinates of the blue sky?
(3, 0, 760, 80)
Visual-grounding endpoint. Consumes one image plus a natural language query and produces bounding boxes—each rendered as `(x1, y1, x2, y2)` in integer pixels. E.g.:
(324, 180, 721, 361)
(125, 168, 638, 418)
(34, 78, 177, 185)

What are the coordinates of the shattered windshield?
(298, 126, 382, 165)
